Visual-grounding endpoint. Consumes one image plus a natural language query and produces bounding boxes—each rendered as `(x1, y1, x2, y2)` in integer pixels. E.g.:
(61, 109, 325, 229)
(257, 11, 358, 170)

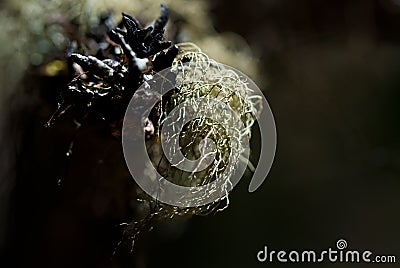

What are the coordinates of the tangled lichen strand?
(123, 43, 261, 246)
(144, 42, 259, 201)
(118, 42, 261, 251)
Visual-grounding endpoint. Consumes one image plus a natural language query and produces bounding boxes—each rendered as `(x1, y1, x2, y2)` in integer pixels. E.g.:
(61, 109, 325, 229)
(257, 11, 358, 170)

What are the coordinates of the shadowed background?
(1, 0, 399, 267)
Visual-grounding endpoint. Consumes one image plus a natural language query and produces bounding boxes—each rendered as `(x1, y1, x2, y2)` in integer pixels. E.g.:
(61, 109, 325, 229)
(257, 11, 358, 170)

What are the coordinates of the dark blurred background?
(1, 0, 400, 267)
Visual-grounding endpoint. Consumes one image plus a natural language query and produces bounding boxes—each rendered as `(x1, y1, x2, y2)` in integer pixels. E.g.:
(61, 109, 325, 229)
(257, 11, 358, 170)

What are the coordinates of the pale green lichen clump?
(146, 42, 260, 198)
(125, 44, 261, 244)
